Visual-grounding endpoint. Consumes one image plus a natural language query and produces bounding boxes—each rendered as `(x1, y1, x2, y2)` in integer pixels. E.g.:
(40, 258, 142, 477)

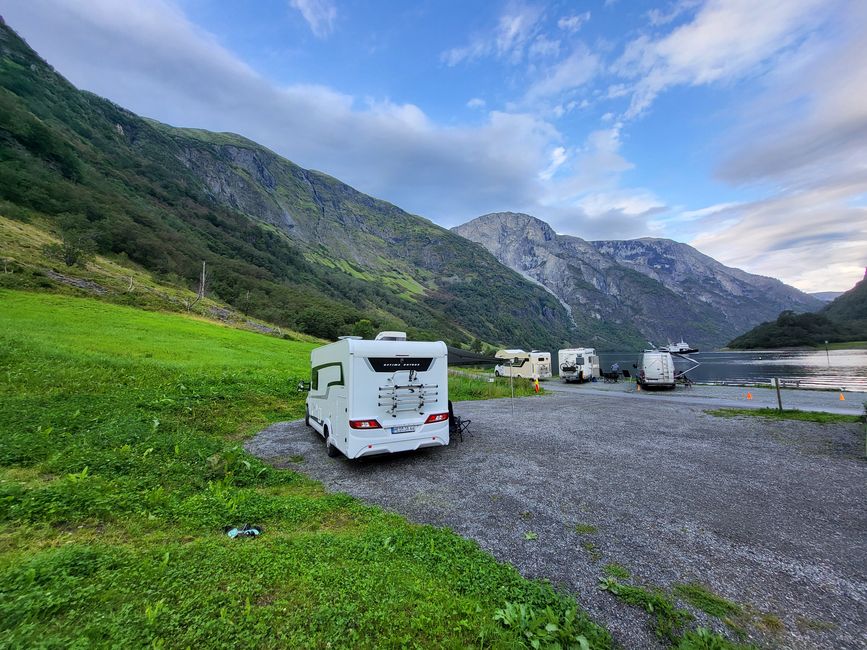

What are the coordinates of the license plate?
(391, 425, 416, 434)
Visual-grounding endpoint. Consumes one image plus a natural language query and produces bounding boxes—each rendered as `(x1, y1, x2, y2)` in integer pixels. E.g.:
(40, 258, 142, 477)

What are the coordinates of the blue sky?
(5, 0, 866, 292)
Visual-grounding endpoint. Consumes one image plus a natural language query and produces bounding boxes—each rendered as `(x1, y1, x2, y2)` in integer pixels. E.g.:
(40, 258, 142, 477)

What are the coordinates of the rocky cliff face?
(453, 212, 822, 349)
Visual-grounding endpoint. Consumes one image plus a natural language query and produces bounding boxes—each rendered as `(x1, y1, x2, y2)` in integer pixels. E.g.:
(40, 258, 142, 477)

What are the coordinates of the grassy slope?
(0, 290, 610, 648)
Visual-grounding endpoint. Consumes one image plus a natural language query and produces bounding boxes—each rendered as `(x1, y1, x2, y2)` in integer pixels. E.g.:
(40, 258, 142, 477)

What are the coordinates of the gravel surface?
(246, 391, 867, 649)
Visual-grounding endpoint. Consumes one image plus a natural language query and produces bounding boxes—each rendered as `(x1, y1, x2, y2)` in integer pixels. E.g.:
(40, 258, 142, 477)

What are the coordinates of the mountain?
(453, 212, 822, 350)
(811, 291, 844, 302)
(0, 19, 575, 350)
(728, 273, 867, 348)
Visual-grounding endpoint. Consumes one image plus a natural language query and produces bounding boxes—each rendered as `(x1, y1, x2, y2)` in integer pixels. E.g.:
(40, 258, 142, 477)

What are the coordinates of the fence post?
(774, 377, 783, 412)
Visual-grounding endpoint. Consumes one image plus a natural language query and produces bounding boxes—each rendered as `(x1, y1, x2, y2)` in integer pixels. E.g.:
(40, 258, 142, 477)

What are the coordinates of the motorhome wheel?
(324, 427, 340, 458)
(304, 406, 310, 427)
(494, 370, 500, 377)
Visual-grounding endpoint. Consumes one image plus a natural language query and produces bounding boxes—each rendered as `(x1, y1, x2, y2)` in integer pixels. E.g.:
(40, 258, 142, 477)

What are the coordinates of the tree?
(351, 318, 375, 339)
(43, 230, 95, 267)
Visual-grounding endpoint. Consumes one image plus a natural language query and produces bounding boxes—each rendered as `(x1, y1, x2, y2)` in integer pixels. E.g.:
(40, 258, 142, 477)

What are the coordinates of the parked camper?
(637, 350, 676, 389)
(493, 349, 552, 380)
(558, 348, 600, 383)
(305, 332, 449, 459)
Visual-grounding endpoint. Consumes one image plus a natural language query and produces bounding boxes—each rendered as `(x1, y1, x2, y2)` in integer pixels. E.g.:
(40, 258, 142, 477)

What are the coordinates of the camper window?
(575, 356, 585, 365)
(311, 362, 344, 392)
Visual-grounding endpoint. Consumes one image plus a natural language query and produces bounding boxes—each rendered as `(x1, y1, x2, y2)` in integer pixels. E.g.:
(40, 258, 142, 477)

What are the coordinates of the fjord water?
(600, 349, 867, 392)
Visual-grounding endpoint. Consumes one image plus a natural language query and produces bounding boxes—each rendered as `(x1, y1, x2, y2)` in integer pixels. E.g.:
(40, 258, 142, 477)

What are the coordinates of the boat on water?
(663, 338, 699, 354)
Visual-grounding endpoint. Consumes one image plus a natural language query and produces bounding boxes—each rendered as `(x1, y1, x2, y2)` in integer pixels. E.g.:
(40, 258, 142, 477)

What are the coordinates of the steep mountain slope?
(0, 19, 574, 349)
(453, 212, 822, 350)
(728, 273, 867, 348)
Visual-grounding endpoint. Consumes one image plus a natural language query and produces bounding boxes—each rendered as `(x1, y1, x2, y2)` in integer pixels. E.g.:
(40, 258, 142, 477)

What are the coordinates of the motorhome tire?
(304, 406, 310, 427)
(495, 370, 500, 377)
(324, 427, 340, 458)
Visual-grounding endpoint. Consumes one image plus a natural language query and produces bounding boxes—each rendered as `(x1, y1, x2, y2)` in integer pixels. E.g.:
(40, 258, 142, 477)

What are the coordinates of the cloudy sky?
(5, 0, 866, 292)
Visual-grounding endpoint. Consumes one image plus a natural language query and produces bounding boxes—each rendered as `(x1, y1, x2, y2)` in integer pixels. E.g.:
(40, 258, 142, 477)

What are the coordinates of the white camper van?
(558, 348, 600, 383)
(305, 332, 449, 459)
(637, 350, 676, 389)
(493, 349, 552, 380)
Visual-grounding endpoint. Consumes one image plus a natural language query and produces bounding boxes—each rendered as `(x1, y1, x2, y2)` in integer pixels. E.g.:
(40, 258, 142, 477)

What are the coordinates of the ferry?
(663, 338, 699, 354)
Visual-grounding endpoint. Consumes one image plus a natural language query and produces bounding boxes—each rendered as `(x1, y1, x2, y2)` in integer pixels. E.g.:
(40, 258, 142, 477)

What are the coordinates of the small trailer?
(558, 347, 600, 383)
(637, 350, 676, 389)
(305, 332, 449, 459)
(493, 349, 552, 380)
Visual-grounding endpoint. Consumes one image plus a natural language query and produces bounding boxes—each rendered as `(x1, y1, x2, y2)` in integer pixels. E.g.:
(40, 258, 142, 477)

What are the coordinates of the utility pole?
(824, 340, 830, 367)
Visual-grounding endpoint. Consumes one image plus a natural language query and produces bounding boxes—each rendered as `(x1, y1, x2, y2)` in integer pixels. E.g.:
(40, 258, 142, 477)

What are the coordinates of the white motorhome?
(558, 348, 600, 383)
(305, 332, 449, 459)
(493, 349, 552, 380)
(637, 350, 676, 389)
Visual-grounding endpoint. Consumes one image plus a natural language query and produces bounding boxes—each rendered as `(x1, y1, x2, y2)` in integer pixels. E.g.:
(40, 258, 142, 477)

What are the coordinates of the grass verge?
(448, 370, 543, 401)
(706, 408, 862, 424)
(0, 290, 610, 648)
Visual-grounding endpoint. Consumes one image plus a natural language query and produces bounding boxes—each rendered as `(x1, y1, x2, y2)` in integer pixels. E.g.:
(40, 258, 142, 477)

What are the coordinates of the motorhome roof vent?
(375, 331, 407, 341)
(338, 335, 363, 340)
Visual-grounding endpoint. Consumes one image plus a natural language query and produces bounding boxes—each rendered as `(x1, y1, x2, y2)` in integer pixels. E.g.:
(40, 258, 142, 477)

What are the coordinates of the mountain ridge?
(0, 20, 575, 350)
(453, 211, 821, 349)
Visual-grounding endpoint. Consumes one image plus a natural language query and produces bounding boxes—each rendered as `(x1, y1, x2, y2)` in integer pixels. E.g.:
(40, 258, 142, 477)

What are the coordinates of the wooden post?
(774, 377, 783, 412)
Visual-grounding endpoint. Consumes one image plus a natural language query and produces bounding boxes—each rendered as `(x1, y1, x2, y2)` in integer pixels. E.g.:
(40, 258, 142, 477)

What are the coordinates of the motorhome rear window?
(367, 357, 433, 372)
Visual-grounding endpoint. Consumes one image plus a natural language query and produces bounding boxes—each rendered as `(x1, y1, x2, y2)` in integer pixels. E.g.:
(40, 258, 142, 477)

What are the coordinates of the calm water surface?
(598, 349, 867, 392)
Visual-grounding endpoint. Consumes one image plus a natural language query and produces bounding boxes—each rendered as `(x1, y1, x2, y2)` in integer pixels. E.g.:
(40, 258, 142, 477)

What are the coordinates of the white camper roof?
(495, 348, 529, 360)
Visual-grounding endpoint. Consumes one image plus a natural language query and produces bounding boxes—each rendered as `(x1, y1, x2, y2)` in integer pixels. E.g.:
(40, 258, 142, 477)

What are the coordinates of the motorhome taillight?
(349, 419, 382, 429)
(424, 412, 449, 424)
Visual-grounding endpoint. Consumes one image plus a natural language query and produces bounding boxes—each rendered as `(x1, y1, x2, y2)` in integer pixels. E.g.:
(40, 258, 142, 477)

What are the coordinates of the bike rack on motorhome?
(558, 347, 600, 383)
(305, 331, 449, 459)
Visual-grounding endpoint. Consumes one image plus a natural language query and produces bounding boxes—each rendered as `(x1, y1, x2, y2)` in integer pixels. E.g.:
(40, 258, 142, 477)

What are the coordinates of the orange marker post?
(839, 392, 845, 401)
(533, 378, 540, 394)
(746, 392, 752, 400)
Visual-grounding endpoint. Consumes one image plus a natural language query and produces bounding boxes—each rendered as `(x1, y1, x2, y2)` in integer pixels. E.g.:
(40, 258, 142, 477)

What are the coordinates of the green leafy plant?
(599, 577, 693, 642)
(493, 602, 591, 650)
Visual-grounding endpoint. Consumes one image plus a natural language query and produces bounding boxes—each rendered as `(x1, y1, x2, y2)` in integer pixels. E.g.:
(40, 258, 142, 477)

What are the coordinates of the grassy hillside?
(728, 276, 867, 349)
(0, 20, 574, 350)
(0, 290, 611, 648)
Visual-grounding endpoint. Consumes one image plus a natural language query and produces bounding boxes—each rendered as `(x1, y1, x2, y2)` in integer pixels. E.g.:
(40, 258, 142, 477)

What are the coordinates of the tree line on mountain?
(727, 276, 867, 348)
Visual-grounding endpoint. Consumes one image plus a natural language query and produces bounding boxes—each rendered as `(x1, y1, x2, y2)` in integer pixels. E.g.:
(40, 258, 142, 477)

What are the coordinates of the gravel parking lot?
(246, 391, 867, 649)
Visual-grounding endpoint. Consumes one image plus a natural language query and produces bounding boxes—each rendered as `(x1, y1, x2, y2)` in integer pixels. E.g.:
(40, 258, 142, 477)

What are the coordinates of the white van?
(637, 350, 676, 389)
(493, 349, 552, 380)
(305, 332, 449, 459)
(558, 348, 600, 383)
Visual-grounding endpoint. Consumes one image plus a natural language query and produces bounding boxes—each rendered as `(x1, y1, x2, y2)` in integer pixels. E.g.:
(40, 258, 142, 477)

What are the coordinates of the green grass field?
(0, 290, 611, 648)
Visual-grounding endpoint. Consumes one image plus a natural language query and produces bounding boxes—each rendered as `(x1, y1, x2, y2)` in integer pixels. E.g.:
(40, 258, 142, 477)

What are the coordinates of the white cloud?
(524, 46, 599, 101)
(466, 97, 486, 109)
(539, 146, 567, 180)
(615, 0, 829, 118)
(701, 1, 867, 291)
(647, 1, 699, 27)
(289, 0, 337, 38)
(529, 35, 560, 59)
(691, 185, 867, 292)
(557, 12, 590, 32)
(441, 3, 543, 66)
